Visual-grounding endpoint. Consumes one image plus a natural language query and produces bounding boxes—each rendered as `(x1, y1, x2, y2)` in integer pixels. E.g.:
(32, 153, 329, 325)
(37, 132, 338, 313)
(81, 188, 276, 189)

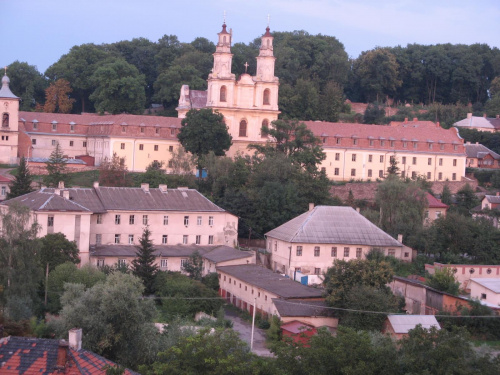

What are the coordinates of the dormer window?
(70, 122, 75, 132)
(32, 120, 38, 130)
(52, 121, 57, 131)
(220, 86, 227, 102)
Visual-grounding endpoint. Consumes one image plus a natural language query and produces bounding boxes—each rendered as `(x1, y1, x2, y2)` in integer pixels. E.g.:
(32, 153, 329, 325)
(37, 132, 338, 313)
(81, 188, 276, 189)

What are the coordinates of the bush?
(258, 320, 271, 330)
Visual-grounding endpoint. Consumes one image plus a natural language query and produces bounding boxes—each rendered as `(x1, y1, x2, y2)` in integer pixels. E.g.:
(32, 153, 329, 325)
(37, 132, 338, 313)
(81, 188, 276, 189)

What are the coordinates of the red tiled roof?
(0, 175, 12, 182)
(426, 192, 448, 209)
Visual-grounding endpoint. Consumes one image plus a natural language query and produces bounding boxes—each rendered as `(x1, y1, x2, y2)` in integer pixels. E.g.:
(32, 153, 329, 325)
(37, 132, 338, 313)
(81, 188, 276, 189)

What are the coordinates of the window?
(428, 158, 432, 165)
(118, 259, 126, 267)
(453, 159, 457, 167)
(388, 249, 396, 257)
(70, 123, 75, 132)
(183, 235, 188, 244)
(140, 127, 145, 133)
(208, 216, 214, 226)
(314, 247, 320, 257)
(331, 247, 337, 257)
(335, 153, 340, 161)
(438, 172, 443, 180)
(83, 141, 87, 147)
(168, 160, 173, 168)
(239, 120, 247, 137)
(314, 268, 321, 275)
(128, 234, 134, 244)
(1, 186, 5, 196)
(380, 155, 384, 163)
(169, 145, 174, 152)
(52, 140, 56, 146)
(155, 127, 159, 134)
(351, 168, 356, 177)
(32, 121, 37, 129)
(356, 248, 362, 258)
(336, 138, 341, 144)
(97, 259, 104, 267)
(440, 143, 445, 150)
(115, 234, 121, 244)
(142, 215, 148, 225)
(96, 234, 102, 245)
(368, 155, 373, 162)
(139, 144, 144, 151)
(452, 173, 456, 181)
(334, 168, 339, 176)
(97, 214, 102, 224)
(369, 139, 374, 146)
(390, 140, 395, 147)
(412, 171, 417, 179)
(412, 157, 417, 165)
(160, 259, 168, 269)
(162, 235, 168, 244)
(184, 216, 189, 226)
(454, 144, 458, 151)
(47, 216, 54, 227)
(220, 86, 227, 102)
(196, 235, 201, 244)
(353, 138, 358, 145)
(436, 211, 442, 218)
(263, 89, 270, 105)
(344, 247, 350, 257)
(403, 141, 407, 148)
(208, 235, 214, 244)
(368, 169, 372, 178)
(261, 119, 269, 138)
(171, 128, 176, 136)
(115, 215, 121, 225)
(69, 141, 74, 147)
(428, 142, 433, 150)
(154, 145, 158, 151)
(122, 126, 126, 133)
(32, 139, 36, 145)
(413, 142, 417, 149)
(439, 158, 443, 166)
(481, 293, 487, 300)
(296, 246, 303, 256)
(427, 172, 431, 179)
(352, 154, 356, 162)
(52, 123, 57, 131)
(197, 216, 202, 225)
(380, 140, 385, 146)
(379, 170, 384, 178)
(129, 215, 135, 225)
(163, 215, 169, 225)
(404, 252, 409, 258)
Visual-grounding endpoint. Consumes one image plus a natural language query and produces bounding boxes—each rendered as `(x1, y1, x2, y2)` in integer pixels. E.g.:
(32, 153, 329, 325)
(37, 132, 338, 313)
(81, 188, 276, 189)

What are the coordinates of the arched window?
(220, 86, 227, 102)
(261, 119, 269, 138)
(2, 113, 9, 128)
(263, 89, 270, 105)
(239, 120, 247, 137)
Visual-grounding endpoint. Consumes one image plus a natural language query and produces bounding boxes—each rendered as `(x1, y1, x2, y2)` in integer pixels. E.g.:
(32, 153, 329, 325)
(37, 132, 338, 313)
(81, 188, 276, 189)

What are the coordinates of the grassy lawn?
(472, 340, 500, 350)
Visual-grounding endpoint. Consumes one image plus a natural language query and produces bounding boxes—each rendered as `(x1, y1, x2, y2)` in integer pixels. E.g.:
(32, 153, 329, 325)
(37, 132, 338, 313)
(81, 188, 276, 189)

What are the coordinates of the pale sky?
(1, 0, 499, 74)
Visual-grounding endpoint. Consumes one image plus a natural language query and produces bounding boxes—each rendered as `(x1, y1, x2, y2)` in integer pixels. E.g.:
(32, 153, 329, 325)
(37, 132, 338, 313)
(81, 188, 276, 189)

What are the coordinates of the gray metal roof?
(465, 143, 500, 159)
(266, 206, 402, 247)
(217, 265, 324, 299)
(4, 190, 92, 212)
(470, 278, 500, 293)
(484, 195, 500, 204)
(387, 314, 440, 334)
(272, 299, 331, 317)
(0, 75, 19, 99)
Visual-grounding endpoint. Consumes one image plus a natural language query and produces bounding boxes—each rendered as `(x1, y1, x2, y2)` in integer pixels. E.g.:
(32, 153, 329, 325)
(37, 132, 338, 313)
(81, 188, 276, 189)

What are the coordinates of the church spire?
(0, 68, 19, 99)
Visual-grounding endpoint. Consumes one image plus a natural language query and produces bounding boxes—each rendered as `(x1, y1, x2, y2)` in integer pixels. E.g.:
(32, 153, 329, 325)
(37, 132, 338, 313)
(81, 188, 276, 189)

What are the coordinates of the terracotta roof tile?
(426, 192, 448, 209)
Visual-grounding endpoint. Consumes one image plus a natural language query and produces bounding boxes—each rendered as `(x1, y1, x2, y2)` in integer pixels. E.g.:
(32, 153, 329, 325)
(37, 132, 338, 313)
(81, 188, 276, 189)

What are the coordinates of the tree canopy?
(7, 157, 34, 199)
(131, 227, 159, 295)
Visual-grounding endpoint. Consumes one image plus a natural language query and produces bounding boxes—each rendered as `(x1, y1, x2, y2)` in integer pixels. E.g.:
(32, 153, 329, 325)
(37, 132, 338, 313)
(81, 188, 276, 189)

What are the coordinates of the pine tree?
(43, 142, 69, 187)
(7, 157, 34, 199)
(131, 227, 158, 295)
(441, 184, 452, 205)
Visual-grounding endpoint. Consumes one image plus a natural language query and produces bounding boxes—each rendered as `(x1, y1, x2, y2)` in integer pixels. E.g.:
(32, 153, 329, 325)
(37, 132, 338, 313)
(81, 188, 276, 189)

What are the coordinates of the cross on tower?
(4, 66, 7, 75)
(244, 62, 249, 73)
(223, 10, 226, 24)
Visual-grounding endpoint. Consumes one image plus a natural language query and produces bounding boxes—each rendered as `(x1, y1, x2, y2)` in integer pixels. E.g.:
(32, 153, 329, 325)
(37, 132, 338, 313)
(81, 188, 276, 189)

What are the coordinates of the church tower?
(0, 71, 20, 164)
(255, 26, 279, 111)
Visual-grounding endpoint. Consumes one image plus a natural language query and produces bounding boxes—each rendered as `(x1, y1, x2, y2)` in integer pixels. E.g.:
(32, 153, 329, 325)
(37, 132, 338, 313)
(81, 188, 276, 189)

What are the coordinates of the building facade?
(0, 73, 20, 165)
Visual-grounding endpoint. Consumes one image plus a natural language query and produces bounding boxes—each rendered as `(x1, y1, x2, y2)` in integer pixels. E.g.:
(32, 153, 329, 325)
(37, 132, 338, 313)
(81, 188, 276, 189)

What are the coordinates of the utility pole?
(250, 297, 256, 351)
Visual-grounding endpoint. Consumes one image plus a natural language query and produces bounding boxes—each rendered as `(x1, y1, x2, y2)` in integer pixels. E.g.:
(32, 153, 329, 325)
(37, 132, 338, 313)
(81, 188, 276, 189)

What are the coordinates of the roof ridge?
(289, 208, 316, 242)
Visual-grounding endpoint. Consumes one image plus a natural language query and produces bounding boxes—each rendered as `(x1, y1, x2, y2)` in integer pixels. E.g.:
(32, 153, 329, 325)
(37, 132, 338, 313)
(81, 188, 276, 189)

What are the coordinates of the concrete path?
(225, 308, 274, 357)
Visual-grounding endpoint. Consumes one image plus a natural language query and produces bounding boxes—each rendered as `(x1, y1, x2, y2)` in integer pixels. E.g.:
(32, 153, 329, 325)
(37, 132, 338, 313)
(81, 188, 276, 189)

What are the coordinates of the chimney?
(93, 181, 99, 188)
(69, 328, 82, 350)
(467, 113, 473, 119)
(413, 117, 418, 122)
(141, 183, 149, 192)
(436, 121, 440, 128)
(159, 184, 167, 192)
(54, 188, 60, 196)
(58, 181, 65, 189)
(56, 340, 69, 368)
(63, 190, 70, 200)
(484, 113, 487, 118)
(397, 234, 403, 243)
(404, 117, 408, 123)
(355, 207, 360, 213)
(309, 203, 314, 211)
(496, 192, 500, 197)
(466, 141, 471, 145)
(497, 115, 499, 119)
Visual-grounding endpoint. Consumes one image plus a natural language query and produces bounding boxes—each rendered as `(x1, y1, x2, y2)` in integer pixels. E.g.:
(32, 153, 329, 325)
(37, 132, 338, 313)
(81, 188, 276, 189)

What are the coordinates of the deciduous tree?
(39, 79, 76, 113)
(98, 153, 131, 187)
(6, 61, 46, 111)
(181, 250, 203, 281)
(425, 268, 460, 295)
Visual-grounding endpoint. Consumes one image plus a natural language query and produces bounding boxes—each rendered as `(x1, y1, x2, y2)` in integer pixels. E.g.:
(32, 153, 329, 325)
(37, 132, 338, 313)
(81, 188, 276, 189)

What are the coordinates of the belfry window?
(2, 113, 9, 127)
(220, 86, 227, 102)
(239, 120, 247, 137)
(263, 89, 270, 105)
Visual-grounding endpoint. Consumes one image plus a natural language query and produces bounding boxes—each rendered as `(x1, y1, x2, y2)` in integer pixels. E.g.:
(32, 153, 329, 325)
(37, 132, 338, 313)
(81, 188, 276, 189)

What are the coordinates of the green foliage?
(178, 108, 232, 175)
(131, 227, 159, 295)
(7, 157, 34, 199)
(154, 271, 223, 321)
(38, 233, 80, 272)
(459, 127, 500, 155)
(43, 142, 70, 188)
(181, 251, 203, 281)
(98, 153, 131, 187)
(441, 184, 452, 205)
(90, 58, 146, 114)
(266, 315, 282, 345)
(6, 61, 47, 111)
(425, 268, 460, 295)
(201, 272, 220, 291)
(59, 272, 159, 369)
(485, 93, 500, 117)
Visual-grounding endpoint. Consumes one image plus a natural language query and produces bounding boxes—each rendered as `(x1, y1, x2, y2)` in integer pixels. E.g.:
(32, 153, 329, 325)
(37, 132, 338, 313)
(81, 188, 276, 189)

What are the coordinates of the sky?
(1, 0, 499, 74)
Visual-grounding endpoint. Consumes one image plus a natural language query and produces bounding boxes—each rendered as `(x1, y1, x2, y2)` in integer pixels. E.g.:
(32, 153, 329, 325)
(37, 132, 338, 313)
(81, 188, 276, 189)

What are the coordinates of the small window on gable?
(220, 86, 227, 102)
(263, 89, 270, 105)
(239, 120, 247, 137)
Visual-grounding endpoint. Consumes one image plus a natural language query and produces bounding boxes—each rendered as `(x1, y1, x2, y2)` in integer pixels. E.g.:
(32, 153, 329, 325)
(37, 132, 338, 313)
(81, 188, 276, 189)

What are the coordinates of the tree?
(363, 102, 386, 124)
(178, 108, 232, 177)
(131, 227, 158, 295)
(7, 157, 34, 199)
(323, 259, 394, 308)
(181, 250, 203, 281)
(485, 93, 500, 117)
(43, 142, 69, 187)
(386, 154, 400, 176)
(99, 153, 131, 187)
(453, 183, 479, 215)
(38, 233, 80, 272)
(59, 272, 160, 369)
(168, 146, 196, 175)
(39, 79, 76, 113)
(425, 268, 460, 295)
(6, 61, 46, 111)
(441, 184, 452, 205)
(250, 118, 326, 172)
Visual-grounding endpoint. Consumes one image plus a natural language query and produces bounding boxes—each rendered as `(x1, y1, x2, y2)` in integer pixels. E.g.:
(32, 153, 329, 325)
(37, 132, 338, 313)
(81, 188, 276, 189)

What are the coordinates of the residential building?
(382, 315, 440, 340)
(481, 193, 500, 210)
(470, 278, 500, 307)
(265, 205, 408, 278)
(465, 142, 500, 168)
(425, 262, 500, 292)
(0, 183, 238, 264)
(454, 113, 500, 133)
(272, 299, 338, 329)
(0, 175, 11, 200)
(217, 264, 324, 318)
(473, 193, 500, 228)
(424, 192, 448, 225)
(0, 329, 138, 374)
